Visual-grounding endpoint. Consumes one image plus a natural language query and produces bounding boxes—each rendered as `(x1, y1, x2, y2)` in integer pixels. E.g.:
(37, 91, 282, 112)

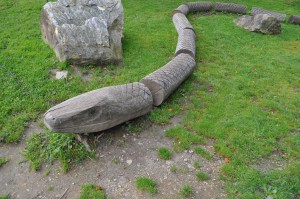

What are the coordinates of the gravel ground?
(0, 115, 227, 199)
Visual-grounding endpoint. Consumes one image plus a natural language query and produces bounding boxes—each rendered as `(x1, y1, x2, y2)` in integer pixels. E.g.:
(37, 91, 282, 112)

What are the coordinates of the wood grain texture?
(215, 2, 247, 14)
(289, 15, 300, 25)
(141, 54, 196, 106)
(173, 4, 189, 16)
(44, 83, 153, 133)
(175, 28, 196, 58)
(186, 1, 213, 12)
(251, 7, 286, 22)
(172, 13, 194, 34)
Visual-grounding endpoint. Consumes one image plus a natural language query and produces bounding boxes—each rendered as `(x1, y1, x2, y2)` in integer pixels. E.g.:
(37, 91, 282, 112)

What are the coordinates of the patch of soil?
(251, 151, 289, 174)
(0, 115, 227, 199)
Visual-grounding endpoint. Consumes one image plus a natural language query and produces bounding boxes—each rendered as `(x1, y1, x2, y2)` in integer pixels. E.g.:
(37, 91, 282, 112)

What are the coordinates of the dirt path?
(0, 115, 227, 199)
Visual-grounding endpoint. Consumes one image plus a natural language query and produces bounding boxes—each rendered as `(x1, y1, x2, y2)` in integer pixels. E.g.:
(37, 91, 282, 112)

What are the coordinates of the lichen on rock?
(40, 0, 124, 65)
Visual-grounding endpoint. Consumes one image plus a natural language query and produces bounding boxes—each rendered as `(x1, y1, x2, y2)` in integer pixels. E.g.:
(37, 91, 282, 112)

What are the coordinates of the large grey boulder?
(40, 0, 124, 65)
(234, 14, 281, 35)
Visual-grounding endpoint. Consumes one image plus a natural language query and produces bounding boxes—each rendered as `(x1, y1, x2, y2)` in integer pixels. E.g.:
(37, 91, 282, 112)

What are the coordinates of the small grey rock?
(234, 14, 281, 35)
(166, 160, 173, 166)
(55, 71, 68, 79)
(187, 164, 194, 171)
(126, 159, 132, 165)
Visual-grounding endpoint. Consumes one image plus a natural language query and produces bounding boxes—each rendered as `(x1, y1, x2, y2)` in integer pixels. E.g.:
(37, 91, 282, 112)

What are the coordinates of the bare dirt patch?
(0, 115, 227, 199)
(251, 151, 290, 174)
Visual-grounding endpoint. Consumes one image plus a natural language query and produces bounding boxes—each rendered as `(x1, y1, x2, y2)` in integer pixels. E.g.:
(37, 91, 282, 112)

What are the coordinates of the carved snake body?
(44, 2, 299, 133)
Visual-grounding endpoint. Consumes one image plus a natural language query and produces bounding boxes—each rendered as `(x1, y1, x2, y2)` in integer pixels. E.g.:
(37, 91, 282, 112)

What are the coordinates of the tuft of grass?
(193, 161, 201, 169)
(47, 186, 54, 191)
(44, 168, 50, 176)
(22, 131, 93, 172)
(0, 195, 9, 199)
(194, 147, 213, 160)
(170, 165, 188, 174)
(117, 138, 126, 147)
(124, 115, 151, 134)
(150, 103, 181, 124)
(111, 157, 120, 165)
(196, 172, 209, 181)
(125, 122, 142, 134)
(170, 165, 178, 173)
(157, 147, 172, 160)
(180, 184, 193, 198)
(0, 157, 8, 167)
(58, 61, 70, 70)
(135, 177, 158, 195)
(166, 126, 204, 152)
(79, 184, 105, 199)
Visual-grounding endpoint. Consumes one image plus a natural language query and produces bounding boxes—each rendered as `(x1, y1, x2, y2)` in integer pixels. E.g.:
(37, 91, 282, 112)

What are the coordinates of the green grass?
(78, 184, 105, 199)
(166, 126, 204, 152)
(196, 172, 209, 181)
(180, 185, 193, 198)
(170, 165, 189, 174)
(194, 147, 213, 160)
(193, 161, 201, 169)
(22, 131, 94, 172)
(0, 157, 8, 167)
(0, 195, 9, 199)
(1, 0, 300, 198)
(158, 147, 172, 160)
(135, 177, 158, 195)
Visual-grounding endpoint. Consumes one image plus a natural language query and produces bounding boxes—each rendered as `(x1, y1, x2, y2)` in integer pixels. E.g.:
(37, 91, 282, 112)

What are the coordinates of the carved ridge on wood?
(141, 54, 196, 106)
(175, 29, 196, 58)
(251, 7, 286, 22)
(215, 2, 247, 14)
(44, 1, 299, 133)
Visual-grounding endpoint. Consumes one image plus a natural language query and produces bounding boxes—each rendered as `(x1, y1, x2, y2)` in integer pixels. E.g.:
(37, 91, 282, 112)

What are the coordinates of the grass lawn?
(1, 0, 300, 198)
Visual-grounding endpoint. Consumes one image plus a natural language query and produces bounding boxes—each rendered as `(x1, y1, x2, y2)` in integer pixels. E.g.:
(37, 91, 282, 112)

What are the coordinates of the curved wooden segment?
(172, 13, 194, 34)
(173, 4, 189, 16)
(175, 29, 196, 58)
(186, 1, 213, 12)
(289, 15, 300, 25)
(215, 2, 247, 14)
(44, 83, 153, 133)
(141, 54, 196, 106)
(251, 7, 286, 22)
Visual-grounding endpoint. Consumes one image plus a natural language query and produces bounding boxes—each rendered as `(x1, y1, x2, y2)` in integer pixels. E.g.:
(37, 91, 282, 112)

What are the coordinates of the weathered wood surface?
(141, 54, 196, 106)
(175, 29, 196, 58)
(289, 15, 300, 25)
(172, 13, 194, 34)
(251, 7, 286, 22)
(44, 83, 153, 133)
(215, 2, 247, 14)
(186, 2, 213, 12)
(173, 4, 189, 16)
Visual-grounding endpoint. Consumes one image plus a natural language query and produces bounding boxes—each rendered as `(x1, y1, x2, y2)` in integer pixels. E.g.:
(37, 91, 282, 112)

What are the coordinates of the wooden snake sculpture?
(44, 2, 300, 133)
